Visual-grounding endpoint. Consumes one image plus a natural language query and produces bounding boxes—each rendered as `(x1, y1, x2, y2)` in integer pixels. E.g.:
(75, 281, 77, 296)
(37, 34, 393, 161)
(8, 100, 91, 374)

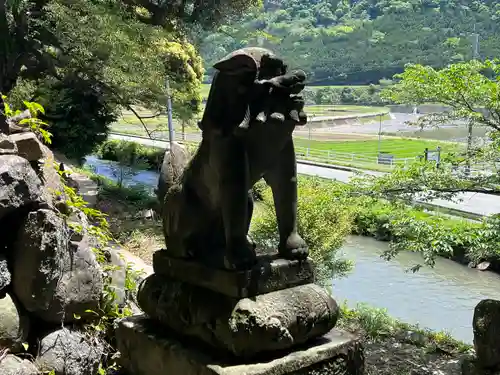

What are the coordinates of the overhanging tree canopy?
(0, 0, 261, 133)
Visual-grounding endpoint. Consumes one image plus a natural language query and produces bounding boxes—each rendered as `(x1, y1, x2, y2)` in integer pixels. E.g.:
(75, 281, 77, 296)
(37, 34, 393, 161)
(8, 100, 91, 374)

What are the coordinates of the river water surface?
(334, 236, 500, 343)
(84, 155, 500, 344)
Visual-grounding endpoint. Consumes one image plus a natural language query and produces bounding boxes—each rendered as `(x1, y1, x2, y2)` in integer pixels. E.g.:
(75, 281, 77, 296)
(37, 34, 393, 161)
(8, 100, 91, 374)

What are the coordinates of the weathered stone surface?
(0, 293, 30, 352)
(13, 209, 103, 323)
(156, 142, 190, 204)
(138, 274, 338, 357)
(153, 250, 315, 298)
(10, 132, 44, 162)
(115, 315, 364, 375)
(0, 134, 18, 155)
(0, 254, 11, 293)
(473, 299, 500, 369)
(0, 354, 39, 375)
(0, 155, 45, 221)
(36, 328, 104, 375)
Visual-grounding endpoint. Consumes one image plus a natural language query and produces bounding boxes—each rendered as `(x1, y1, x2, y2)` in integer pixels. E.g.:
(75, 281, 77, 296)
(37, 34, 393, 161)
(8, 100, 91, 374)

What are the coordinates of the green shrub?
(251, 179, 268, 201)
(251, 177, 354, 284)
(34, 74, 119, 163)
(305, 85, 393, 106)
(96, 140, 164, 171)
(349, 195, 497, 267)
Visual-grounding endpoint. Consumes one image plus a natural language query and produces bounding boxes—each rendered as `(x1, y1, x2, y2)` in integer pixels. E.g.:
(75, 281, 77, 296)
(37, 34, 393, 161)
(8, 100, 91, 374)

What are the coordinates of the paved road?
(108, 133, 500, 217)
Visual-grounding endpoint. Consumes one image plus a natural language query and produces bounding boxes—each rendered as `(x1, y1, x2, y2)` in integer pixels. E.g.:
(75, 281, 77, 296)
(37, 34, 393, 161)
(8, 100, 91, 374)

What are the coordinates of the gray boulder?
(36, 328, 104, 375)
(0, 354, 38, 375)
(13, 209, 103, 323)
(0, 254, 10, 293)
(0, 155, 45, 221)
(0, 293, 30, 352)
(156, 142, 190, 204)
(473, 299, 500, 369)
(10, 132, 44, 162)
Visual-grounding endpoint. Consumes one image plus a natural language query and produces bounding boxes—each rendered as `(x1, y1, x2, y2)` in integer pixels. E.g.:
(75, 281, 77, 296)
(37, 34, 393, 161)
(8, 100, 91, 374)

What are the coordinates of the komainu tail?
(156, 142, 190, 204)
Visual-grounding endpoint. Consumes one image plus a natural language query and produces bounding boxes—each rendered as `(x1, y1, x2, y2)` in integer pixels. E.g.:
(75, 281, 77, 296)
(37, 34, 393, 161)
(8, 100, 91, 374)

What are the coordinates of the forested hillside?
(200, 0, 500, 85)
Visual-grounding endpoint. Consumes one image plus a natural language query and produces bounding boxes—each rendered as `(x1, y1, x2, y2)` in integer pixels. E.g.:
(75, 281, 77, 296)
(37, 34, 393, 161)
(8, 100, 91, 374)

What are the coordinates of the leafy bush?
(251, 179, 268, 201)
(96, 140, 164, 171)
(305, 85, 393, 106)
(84, 171, 157, 207)
(251, 177, 354, 284)
(34, 75, 119, 163)
(349, 195, 500, 268)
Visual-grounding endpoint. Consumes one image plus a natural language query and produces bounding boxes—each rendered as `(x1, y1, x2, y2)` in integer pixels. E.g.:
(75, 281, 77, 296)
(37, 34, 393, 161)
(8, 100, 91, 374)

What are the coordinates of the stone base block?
(115, 315, 364, 375)
(153, 249, 315, 298)
(137, 274, 338, 358)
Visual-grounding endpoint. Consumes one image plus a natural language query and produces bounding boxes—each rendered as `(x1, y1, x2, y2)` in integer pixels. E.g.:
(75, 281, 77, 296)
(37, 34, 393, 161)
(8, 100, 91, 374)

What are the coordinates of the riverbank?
(88, 142, 500, 274)
(83, 173, 473, 375)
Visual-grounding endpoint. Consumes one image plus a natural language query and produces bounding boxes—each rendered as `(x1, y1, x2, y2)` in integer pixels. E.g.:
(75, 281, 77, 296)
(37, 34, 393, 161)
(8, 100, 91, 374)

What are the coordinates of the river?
(84, 155, 500, 344)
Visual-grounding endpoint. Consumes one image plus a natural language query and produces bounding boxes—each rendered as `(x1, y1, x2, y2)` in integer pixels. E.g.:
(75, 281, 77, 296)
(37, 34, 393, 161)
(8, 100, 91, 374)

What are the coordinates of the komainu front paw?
(278, 232, 308, 260)
(224, 237, 258, 271)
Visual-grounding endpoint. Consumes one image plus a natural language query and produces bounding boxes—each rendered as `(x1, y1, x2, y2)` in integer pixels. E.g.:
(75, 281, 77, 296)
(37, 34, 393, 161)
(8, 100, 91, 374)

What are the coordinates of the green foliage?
(251, 177, 354, 284)
(250, 179, 268, 201)
(2, 0, 261, 155)
(96, 140, 165, 171)
(338, 302, 471, 353)
(1, 95, 52, 143)
(33, 75, 118, 162)
(349, 194, 490, 269)
(304, 85, 392, 106)
(384, 59, 500, 131)
(83, 169, 157, 207)
(200, 1, 500, 85)
(55, 165, 141, 374)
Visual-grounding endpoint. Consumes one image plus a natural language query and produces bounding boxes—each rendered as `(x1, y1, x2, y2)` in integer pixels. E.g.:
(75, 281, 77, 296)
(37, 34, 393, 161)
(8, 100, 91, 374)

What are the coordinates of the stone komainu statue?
(158, 47, 309, 270)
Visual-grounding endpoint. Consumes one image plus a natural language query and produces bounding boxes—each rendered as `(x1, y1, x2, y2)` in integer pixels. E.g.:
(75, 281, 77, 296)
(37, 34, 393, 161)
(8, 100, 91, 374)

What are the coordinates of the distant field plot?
(293, 137, 460, 159)
(389, 126, 490, 142)
(307, 105, 388, 116)
(112, 103, 388, 136)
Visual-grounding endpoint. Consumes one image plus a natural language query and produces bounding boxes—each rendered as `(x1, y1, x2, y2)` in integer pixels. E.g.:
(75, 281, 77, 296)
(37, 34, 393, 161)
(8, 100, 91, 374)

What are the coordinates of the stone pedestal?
(116, 250, 364, 374)
(115, 315, 364, 375)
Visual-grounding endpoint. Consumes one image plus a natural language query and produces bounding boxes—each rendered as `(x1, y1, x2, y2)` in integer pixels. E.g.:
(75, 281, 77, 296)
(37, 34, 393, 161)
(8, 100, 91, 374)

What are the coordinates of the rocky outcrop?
(0, 354, 39, 375)
(0, 155, 45, 221)
(36, 328, 104, 375)
(0, 293, 29, 352)
(13, 209, 103, 323)
(0, 132, 135, 374)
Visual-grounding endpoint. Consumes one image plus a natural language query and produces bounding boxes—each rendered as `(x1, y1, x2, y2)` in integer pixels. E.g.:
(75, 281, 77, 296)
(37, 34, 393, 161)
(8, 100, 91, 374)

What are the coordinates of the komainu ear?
(213, 50, 259, 76)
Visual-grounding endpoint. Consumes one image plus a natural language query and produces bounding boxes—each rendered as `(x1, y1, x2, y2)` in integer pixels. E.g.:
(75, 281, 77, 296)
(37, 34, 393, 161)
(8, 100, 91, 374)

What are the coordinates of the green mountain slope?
(200, 0, 500, 85)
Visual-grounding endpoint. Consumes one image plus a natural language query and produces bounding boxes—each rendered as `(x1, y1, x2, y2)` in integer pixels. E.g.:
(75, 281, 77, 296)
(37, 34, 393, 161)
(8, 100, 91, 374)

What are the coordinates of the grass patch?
(339, 303, 471, 353)
(307, 105, 389, 115)
(294, 137, 460, 159)
(338, 303, 472, 375)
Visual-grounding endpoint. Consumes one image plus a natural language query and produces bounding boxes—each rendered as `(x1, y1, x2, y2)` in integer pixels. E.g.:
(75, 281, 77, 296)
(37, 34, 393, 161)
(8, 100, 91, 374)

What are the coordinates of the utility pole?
(165, 78, 174, 149)
(472, 24, 480, 60)
(377, 114, 382, 155)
